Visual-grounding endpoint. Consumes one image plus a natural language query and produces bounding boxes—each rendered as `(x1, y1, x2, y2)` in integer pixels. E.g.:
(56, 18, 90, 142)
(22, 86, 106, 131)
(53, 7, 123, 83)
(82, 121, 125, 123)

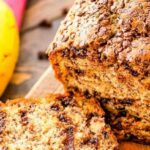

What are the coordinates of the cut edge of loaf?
(0, 93, 118, 150)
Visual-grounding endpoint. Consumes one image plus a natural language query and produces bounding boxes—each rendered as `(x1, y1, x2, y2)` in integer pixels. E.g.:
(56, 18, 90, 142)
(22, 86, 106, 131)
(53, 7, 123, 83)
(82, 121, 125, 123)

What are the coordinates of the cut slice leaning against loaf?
(48, 0, 150, 144)
(0, 94, 118, 149)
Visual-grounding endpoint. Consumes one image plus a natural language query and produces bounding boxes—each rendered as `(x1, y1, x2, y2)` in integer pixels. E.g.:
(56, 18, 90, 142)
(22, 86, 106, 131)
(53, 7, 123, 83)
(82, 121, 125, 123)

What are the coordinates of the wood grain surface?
(22, 0, 74, 31)
(26, 67, 150, 150)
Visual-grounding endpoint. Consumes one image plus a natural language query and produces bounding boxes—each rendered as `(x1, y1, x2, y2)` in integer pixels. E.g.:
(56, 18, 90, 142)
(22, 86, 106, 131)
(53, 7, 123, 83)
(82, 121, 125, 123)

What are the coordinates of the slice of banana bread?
(0, 94, 118, 149)
(48, 0, 150, 144)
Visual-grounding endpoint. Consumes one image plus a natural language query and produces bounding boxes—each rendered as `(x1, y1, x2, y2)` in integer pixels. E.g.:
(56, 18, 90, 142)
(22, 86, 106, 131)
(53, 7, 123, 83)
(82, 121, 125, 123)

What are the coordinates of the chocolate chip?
(65, 127, 74, 135)
(60, 97, 72, 107)
(50, 104, 60, 111)
(64, 127, 75, 150)
(58, 113, 70, 123)
(87, 113, 98, 121)
(120, 99, 133, 105)
(71, 47, 87, 58)
(93, 91, 99, 97)
(62, 8, 69, 15)
(77, 12, 85, 17)
(83, 137, 98, 145)
(130, 69, 139, 77)
(20, 110, 28, 126)
(39, 20, 52, 28)
(100, 98, 109, 104)
(0, 112, 6, 134)
(125, 134, 138, 141)
(103, 131, 109, 139)
(134, 116, 141, 122)
(38, 51, 48, 60)
(124, 63, 130, 70)
(74, 69, 85, 76)
(84, 90, 92, 99)
(73, 87, 79, 92)
(117, 107, 125, 111)
(144, 71, 149, 77)
(119, 111, 127, 117)
(124, 63, 139, 77)
(62, 48, 70, 57)
(98, 52, 107, 62)
(114, 122, 122, 130)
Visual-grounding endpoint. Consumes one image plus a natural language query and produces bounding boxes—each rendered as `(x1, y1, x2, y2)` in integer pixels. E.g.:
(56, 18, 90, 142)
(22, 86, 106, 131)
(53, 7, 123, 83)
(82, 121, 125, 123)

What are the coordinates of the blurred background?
(1, 0, 74, 100)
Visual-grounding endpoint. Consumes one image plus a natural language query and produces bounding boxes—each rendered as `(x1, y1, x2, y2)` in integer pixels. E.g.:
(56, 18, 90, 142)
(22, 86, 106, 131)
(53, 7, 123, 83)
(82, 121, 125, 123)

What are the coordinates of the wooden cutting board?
(26, 66, 150, 150)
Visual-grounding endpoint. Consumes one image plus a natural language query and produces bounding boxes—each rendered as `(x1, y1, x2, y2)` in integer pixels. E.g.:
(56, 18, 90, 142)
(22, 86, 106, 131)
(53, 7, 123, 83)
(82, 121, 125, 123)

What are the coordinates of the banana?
(0, 0, 19, 97)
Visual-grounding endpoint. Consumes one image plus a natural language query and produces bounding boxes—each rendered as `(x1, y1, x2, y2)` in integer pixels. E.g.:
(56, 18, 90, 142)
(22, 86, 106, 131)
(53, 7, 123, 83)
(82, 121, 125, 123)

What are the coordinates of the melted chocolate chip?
(38, 51, 48, 60)
(51, 104, 60, 111)
(0, 112, 6, 134)
(65, 127, 74, 135)
(93, 91, 99, 97)
(98, 52, 107, 62)
(62, 48, 70, 57)
(64, 127, 75, 150)
(39, 20, 52, 28)
(134, 116, 141, 122)
(74, 69, 85, 76)
(103, 131, 109, 139)
(84, 90, 92, 99)
(125, 134, 138, 141)
(100, 98, 110, 104)
(119, 111, 127, 117)
(87, 113, 98, 121)
(144, 71, 149, 77)
(58, 114, 70, 123)
(86, 113, 98, 126)
(60, 96, 72, 107)
(124, 63, 139, 77)
(83, 137, 98, 146)
(114, 122, 122, 130)
(62, 47, 87, 59)
(62, 8, 69, 15)
(130, 69, 139, 77)
(120, 99, 133, 105)
(20, 110, 28, 126)
(117, 107, 125, 111)
(71, 47, 87, 58)
(73, 86, 79, 92)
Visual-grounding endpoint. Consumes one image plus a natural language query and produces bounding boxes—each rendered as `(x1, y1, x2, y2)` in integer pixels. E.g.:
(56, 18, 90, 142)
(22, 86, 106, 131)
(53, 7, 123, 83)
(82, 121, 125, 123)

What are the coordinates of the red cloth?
(5, 0, 26, 29)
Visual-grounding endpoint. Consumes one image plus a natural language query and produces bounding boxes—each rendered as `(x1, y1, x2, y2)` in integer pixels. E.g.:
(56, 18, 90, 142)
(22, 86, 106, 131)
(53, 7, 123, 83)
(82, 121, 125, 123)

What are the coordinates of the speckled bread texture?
(100, 98, 150, 144)
(48, 0, 150, 144)
(0, 94, 118, 150)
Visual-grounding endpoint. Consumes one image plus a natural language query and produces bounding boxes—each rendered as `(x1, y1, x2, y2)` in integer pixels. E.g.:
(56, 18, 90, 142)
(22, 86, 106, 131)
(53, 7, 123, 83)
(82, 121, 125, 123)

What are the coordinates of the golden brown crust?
(48, 0, 150, 75)
(0, 94, 118, 149)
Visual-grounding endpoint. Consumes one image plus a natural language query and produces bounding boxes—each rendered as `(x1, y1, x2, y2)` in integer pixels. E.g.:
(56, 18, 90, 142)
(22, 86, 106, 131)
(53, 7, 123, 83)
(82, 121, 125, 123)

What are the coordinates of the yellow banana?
(0, 0, 19, 97)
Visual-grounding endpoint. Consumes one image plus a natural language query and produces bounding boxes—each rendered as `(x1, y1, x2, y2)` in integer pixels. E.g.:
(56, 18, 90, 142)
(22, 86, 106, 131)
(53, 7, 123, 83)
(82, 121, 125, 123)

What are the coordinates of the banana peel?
(0, 0, 19, 97)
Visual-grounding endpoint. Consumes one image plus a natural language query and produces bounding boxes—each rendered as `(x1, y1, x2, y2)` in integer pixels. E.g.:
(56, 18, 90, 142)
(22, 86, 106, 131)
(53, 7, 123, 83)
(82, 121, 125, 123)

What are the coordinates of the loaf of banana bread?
(0, 94, 118, 149)
(48, 0, 150, 144)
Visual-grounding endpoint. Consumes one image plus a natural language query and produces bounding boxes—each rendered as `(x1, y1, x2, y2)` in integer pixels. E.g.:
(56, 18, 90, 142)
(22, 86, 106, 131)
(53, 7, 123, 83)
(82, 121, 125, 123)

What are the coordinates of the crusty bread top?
(0, 94, 118, 149)
(48, 0, 150, 76)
